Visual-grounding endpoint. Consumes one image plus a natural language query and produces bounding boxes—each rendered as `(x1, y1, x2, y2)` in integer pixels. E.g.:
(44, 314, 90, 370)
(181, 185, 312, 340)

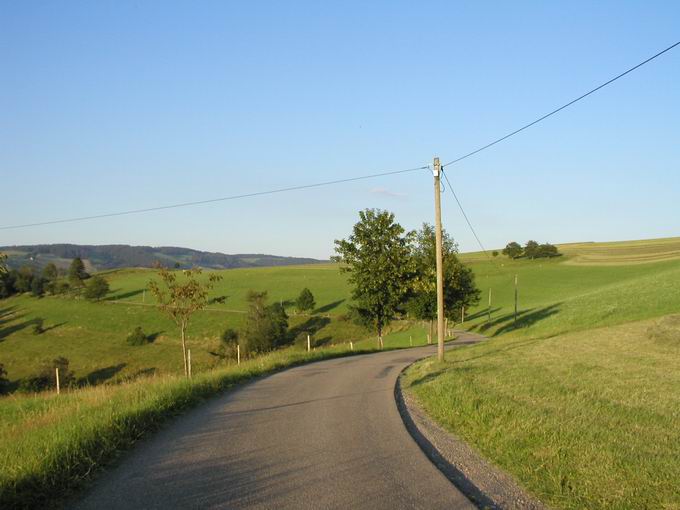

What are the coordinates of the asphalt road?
(75, 335, 479, 510)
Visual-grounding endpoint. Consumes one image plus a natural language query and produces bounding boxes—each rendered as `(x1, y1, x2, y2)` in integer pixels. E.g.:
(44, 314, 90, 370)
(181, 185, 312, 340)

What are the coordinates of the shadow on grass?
(469, 303, 562, 337)
(464, 307, 502, 322)
(106, 289, 144, 301)
(0, 306, 31, 340)
(289, 316, 331, 338)
(147, 331, 163, 343)
(312, 299, 345, 314)
(81, 363, 127, 385)
(42, 321, 67, 333)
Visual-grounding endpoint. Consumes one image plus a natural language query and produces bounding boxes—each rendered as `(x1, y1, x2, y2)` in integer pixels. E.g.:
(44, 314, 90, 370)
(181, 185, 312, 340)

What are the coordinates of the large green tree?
(524, 240, 540, 259)
(407, 224, 480, 335)
(502, 242, 523, 259)
(333, 209, 415, 348)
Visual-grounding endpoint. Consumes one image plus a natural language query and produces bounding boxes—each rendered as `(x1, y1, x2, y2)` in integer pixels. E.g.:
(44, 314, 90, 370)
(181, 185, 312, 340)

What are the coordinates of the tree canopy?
(407, 223, 480, 324)
(296, 288, 316, 313)
(502, 242, 523, 259)
(68, 257, 89, 286)
(84, 275, 110, 301)
(333, 209, 415, 347)
(241, 291, 289, 355)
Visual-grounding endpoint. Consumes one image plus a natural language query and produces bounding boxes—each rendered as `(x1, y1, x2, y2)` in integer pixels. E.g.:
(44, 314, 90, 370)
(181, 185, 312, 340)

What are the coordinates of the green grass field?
(3, 237, 680, 509)
(0, 264, 434, 385)
(404, 238, 680, 510)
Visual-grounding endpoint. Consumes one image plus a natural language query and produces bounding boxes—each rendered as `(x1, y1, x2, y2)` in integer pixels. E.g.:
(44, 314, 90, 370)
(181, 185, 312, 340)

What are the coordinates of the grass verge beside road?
(403, 316, 680, 510)
(0, 324, 446, 509)
(0, 346, 365, 508)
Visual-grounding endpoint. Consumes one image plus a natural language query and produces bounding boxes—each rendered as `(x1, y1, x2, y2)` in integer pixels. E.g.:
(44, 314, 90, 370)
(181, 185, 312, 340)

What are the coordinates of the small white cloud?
(369, 187, 406, 198)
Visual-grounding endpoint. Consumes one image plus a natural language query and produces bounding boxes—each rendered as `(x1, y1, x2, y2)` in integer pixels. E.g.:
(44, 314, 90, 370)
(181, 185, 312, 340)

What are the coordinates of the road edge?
(395, 362, 549, 510)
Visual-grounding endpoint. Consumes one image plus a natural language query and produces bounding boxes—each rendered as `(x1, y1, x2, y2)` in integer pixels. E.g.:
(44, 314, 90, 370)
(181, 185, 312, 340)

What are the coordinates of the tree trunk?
(378, 326, 383, 349)
(181, 322, 188, 377)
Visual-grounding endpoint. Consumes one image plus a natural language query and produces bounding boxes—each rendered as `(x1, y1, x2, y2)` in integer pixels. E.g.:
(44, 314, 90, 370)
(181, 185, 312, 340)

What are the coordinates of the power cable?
(442, 40, 680, 167)
(441, 168, 503, 272)
(0, 165, 429, 230)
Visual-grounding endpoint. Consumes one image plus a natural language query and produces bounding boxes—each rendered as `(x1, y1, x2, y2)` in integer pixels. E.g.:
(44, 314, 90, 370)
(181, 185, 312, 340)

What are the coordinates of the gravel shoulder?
(396, 337, 548, 510)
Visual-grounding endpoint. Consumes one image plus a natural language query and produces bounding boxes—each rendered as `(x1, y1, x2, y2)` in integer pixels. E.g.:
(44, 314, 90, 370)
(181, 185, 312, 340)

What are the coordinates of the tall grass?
(0, 344, 371, 508)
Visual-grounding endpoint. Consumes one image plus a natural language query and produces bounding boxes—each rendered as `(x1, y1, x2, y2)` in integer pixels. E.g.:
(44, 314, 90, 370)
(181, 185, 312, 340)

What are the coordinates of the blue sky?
(1, 1, 679, 259)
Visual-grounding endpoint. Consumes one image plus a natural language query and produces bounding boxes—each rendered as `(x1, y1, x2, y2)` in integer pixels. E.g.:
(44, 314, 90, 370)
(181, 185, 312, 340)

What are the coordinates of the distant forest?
(0, 244, 324, 271)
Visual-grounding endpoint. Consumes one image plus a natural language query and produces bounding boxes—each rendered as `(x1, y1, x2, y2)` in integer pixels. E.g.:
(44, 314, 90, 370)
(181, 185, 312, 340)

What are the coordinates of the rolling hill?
(0, 244, 324, 271)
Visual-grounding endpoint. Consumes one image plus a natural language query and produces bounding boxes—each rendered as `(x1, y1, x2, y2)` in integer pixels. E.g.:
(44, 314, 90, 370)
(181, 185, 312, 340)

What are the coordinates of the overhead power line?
(442, 40, 680, 167)
(0, 165, 429, 231)
(441, 168, 502, 272)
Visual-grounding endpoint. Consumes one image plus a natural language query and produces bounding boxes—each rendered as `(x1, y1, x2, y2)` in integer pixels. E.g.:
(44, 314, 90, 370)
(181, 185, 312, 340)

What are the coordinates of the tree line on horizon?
(499, 240, 560, 260)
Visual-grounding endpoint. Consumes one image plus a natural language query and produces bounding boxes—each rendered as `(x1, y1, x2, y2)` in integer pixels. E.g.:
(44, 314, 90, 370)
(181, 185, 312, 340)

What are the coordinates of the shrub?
(295, 288, 316, 313)
(54, 281, 70, 295)
(32, 318, 45, 335)
(84, 275, 110, 301)
(241, 291, 289, 355)
(19, 357, 75, 393)
(216, 328, 239, 359)
(492, 250, 499, 257)
(31, 276, 46, 297)
(126, 327, 150, 346)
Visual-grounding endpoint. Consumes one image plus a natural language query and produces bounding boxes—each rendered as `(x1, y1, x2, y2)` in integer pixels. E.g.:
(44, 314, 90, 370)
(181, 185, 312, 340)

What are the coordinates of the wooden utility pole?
(433, 157, 445, 362)
(55, 368, 60, 395)
(514, 274, 519, 324)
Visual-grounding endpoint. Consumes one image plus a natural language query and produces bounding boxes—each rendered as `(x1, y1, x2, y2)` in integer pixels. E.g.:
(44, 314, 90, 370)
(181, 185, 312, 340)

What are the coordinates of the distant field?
(461, 251, 680, 340)
(461, 236, 680, 266)
(0, 264, 431, 385)
(4, 238, 680, 386)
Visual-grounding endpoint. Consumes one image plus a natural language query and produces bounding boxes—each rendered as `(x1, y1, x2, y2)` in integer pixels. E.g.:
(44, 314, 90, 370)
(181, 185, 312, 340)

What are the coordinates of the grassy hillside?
(0, 264, 430, 386)
(460, 245, 680, 340)
(1, 243, 323, 271)
(404, 316, 680, 510)
(405, 237, 680, 510)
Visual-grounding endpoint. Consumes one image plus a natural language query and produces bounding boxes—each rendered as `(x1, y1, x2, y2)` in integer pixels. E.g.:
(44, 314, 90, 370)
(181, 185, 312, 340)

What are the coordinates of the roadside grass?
(0, 341, 385, 508)
(403, 316, 680, 510)
(0, 316, 443, 508)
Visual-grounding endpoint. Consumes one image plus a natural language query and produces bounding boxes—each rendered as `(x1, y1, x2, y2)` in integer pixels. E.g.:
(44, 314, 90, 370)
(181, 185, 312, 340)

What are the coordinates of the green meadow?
(2, 237, 680, 508)
(0, 264, 434, 385)
(405, 237, 680, 510)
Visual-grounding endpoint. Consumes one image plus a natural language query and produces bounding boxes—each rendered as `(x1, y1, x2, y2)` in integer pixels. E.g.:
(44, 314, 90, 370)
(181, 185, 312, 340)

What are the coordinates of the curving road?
(75, 334, 481, 509)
